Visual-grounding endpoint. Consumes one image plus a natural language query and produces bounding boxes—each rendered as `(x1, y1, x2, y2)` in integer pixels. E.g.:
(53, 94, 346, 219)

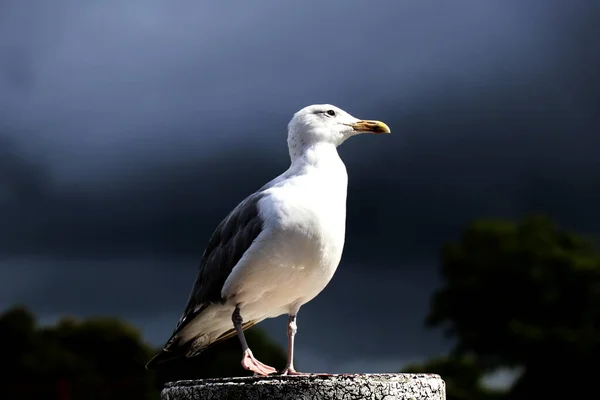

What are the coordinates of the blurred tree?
(422, 215, 600, 399)
(0, 306, 39, 391)
(0, 305, 285, 399)
(0, 305, 158, 400)
(403, 356, 503, 400)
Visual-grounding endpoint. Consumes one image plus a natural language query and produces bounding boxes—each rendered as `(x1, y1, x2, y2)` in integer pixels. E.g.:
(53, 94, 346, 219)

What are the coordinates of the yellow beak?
(349, 120, 391, 134)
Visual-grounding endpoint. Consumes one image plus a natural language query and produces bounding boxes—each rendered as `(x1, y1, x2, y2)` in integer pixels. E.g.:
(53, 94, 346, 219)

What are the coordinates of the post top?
(162, 373, 445, 400)
(164, 373, 442, 387)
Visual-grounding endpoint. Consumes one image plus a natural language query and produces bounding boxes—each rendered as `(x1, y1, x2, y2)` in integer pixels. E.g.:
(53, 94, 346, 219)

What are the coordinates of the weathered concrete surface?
(161, 373, 445, 400)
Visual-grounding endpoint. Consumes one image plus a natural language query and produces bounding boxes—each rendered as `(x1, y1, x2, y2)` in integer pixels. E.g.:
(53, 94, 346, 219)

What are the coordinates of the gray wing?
(170, 190, 266, 336)
(145, 191, 267, 369)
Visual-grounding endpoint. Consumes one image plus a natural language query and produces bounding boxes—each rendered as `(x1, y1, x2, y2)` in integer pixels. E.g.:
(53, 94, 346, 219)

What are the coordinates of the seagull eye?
(326, 110, 336, 116)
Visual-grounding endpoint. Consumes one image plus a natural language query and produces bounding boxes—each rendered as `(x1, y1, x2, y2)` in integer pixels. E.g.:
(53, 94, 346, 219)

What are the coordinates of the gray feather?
(181, 190, 266, 320)
(147, 191, 267, 367)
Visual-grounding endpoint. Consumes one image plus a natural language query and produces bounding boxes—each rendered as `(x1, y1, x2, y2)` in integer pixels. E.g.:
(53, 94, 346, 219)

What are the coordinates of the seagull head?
(287, 104, 391, 149)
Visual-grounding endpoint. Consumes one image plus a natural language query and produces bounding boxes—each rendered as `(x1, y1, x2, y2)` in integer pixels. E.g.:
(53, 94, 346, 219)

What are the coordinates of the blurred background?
(1, 1, 599, 399)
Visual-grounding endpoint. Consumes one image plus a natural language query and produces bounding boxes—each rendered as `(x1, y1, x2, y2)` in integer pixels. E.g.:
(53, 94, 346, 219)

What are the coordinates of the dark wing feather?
(145, 190, 271, 370)
(170, 191, 266, 338)
(146, 192, 266, 369)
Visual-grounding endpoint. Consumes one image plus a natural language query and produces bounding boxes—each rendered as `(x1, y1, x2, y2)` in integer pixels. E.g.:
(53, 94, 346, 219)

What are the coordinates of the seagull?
(146, 104, 390, 376)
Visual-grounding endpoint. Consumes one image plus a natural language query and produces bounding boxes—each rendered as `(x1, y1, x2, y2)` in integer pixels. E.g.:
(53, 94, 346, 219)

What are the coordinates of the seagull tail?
(145, 319, 259, 370)
(145, 332, 209, 370)
(145, 339, 206, 370)
(145, 349, 180, 370)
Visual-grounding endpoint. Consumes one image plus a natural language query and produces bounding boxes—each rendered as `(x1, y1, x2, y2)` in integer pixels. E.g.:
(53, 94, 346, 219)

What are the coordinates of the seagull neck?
(289, 142, 341, 169)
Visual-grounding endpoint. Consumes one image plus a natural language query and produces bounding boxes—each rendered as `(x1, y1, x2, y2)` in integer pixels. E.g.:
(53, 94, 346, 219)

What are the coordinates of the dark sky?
(1, 0, 599, 378)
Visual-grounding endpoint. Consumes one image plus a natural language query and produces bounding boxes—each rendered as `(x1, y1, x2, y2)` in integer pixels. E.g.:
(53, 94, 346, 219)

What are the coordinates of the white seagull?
(146, 104, 390, 375)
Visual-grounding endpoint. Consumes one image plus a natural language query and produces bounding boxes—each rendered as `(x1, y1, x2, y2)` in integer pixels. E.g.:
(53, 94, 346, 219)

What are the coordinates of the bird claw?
(241, 349, 277, 376)
(280, 367, 309, 376)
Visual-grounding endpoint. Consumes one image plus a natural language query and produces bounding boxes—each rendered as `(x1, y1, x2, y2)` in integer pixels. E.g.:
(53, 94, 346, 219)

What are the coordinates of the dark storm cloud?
(0, 257, 192, 318)
(0, 0, 582, 175)
(2, 59, 599, 265)
(0, 136, 285, 259)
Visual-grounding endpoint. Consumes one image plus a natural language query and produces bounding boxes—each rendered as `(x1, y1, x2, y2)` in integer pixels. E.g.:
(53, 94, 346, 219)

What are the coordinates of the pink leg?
(280, 314, 311, 376)
(233, 306, 277, 376)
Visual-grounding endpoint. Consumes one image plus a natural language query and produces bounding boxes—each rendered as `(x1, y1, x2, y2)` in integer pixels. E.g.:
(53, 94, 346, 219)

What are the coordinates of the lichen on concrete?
(161, 373, 445, 400)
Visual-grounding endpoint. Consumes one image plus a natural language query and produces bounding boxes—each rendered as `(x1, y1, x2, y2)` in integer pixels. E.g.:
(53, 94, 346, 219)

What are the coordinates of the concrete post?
(161, 373, 445, 400)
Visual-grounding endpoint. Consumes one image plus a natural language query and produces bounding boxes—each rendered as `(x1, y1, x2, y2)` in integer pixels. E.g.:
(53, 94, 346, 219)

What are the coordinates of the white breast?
(221, 147, 348, 317)
(263, 150, 348, 265)
(260, 168, 347, 312)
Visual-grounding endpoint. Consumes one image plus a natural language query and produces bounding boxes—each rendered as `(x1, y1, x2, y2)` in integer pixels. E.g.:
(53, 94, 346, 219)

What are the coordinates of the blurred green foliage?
(406, 215, 600, 400)
(0, 306, 285, 399)
(0, 306, 157, 400)
(403, 356, 504, 400)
